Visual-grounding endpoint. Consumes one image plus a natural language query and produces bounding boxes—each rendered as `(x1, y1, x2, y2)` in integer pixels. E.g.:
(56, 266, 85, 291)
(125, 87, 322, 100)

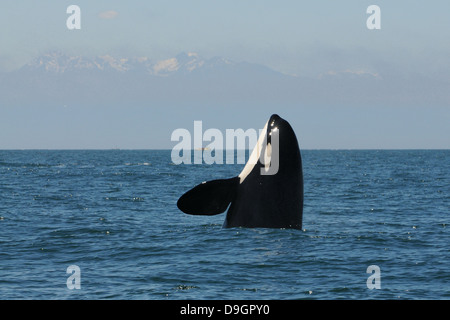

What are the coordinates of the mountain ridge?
(18, 51, 284, 78)
(1, 51, 448, 107)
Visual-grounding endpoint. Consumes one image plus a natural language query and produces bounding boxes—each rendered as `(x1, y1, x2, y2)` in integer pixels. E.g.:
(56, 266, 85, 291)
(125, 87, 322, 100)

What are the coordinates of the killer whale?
(177, 114, 303, 229)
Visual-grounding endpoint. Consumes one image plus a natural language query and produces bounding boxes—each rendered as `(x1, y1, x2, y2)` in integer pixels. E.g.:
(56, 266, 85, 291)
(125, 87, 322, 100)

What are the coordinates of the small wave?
(104, 196, 145, 202)
(174, 285, 198, 291)
(0, 162, 52, 168)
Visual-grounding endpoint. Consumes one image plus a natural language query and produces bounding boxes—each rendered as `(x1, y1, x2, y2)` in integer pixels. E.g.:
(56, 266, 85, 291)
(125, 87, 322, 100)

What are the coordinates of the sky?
(1, 0, 450, 75)
(0, 1, 449, 149)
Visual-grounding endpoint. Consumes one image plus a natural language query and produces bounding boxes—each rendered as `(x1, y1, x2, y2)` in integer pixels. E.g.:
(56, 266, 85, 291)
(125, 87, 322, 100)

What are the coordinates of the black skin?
(177, 114, 303, 230)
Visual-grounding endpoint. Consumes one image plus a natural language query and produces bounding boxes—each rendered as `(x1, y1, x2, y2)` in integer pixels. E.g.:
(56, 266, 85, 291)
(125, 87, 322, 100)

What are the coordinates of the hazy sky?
(0, 1, 449, 149)
(1, 0, 449, 76)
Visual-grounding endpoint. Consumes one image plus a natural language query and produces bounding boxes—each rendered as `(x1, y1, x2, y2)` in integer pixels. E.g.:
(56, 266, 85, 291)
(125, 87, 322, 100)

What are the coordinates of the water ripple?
(0, 150, 448, 299)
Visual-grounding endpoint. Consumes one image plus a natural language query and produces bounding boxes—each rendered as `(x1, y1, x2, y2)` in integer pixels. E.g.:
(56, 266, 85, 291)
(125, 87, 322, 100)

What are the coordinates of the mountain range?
(0, 51, 448, 107)
(21, 51, 240, 76)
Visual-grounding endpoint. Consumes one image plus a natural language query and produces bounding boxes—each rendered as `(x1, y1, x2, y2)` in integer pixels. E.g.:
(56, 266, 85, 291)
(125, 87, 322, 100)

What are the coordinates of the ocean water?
(0, 150, 448, 300)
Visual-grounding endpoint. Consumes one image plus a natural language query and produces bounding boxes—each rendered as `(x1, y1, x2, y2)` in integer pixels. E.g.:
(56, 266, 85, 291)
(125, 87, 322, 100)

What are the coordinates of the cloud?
(99, 10, 119, 19)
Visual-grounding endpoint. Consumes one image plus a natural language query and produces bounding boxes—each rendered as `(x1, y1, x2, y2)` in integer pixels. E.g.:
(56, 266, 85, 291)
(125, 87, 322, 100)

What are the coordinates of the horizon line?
(0, 148, 448, 151)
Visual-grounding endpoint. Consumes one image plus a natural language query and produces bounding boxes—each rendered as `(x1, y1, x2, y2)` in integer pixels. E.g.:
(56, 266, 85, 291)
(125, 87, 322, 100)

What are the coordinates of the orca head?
(238, 113, 299, 182)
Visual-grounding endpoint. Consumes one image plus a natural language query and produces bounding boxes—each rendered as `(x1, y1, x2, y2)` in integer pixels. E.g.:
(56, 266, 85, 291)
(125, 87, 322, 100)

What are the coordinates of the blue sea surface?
(0, 150, 448, 299)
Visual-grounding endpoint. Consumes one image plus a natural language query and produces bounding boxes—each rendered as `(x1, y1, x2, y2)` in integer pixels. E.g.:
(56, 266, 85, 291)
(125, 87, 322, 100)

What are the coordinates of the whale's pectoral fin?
(177, 177, 239, 215)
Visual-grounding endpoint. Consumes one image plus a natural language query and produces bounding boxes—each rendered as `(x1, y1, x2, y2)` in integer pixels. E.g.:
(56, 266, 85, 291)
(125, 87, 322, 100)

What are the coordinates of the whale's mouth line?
(239, 114, 283, 182)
